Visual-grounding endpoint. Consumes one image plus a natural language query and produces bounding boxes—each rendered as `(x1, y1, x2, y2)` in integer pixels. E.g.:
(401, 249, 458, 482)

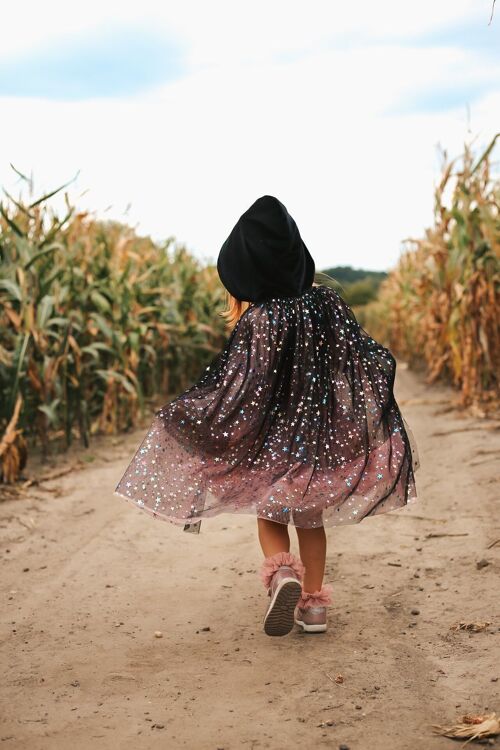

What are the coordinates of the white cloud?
(0, 0, 488, 63)
(0, 1, 498, 271)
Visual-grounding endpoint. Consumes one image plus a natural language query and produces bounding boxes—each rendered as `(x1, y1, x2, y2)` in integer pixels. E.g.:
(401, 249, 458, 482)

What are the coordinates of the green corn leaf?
(96, 369, 136, 395)
(46, 317, 71, 328)
(90, 313, 114, 340)
(7, 331, 30, 416)
(2, 189, 36, 219)
(90, 289, 111, 312)
(37, 399, 61, 426)
(9, 163, 31, 183)
(28, 170, 81, 209)
(0, 279, 23, 302)
(81, 342, 116, 359)
(0, 202, 26, 237)
(39, 209, 75, 247)
(471, 132, 499, 175)
(24, 244, 60, 270)
(36, 295, 55, 328)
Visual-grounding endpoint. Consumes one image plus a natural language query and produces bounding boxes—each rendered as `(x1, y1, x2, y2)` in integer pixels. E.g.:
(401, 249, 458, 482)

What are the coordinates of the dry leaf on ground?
(432, 712, 499, 748)
(450, 621, 491, 632)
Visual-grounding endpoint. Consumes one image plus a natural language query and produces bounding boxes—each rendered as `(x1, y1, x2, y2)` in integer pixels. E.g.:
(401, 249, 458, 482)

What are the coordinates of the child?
(114, 195, 420, 637)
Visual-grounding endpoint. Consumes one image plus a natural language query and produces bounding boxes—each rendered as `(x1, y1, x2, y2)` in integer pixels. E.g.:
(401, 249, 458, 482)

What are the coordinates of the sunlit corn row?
(0, 174, 227, 482)
(359, 135, 499, 412)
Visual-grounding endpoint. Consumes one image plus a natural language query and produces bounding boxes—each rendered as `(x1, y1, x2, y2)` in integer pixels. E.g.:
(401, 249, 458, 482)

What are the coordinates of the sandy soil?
(1, 365, 499, 750)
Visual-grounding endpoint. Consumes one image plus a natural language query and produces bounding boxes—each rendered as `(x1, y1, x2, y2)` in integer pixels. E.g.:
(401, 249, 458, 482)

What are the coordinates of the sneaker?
(295, 605, 327, 633)
(263, 565, 303, 636)
(294, 583, 333, 633)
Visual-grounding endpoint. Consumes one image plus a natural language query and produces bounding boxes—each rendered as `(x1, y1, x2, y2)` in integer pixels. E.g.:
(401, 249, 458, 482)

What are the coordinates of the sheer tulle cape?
(114, 284, 419, 532)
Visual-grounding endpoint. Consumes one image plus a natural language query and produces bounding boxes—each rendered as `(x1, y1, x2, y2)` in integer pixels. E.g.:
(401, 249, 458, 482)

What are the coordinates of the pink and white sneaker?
(294, 585, 333, 633)
(259, 551, 305, 636)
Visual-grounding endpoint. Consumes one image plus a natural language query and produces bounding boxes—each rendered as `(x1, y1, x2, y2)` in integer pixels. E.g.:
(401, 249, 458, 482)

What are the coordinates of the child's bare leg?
(295, 526, 327, 592)
(257, 517, 290, 556)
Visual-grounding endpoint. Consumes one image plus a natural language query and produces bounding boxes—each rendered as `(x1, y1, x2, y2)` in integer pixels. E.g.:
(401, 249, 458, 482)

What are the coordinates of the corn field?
(360, 134, 500, 412)
(0, 170, 227, 482)
(2, 137, 499, 484)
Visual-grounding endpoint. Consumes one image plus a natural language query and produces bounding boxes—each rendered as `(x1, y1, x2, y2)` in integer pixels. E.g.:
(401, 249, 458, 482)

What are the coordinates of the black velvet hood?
(216, 195, 315, 303)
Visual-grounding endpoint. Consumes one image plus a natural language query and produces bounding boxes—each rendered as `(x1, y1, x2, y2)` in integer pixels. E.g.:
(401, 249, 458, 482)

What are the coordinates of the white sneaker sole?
(295, 618, 327, 633)
(263, 578, 302, 636)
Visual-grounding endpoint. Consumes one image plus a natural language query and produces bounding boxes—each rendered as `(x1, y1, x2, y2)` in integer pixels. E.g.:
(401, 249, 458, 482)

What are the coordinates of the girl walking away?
(114, 195, 420, 637)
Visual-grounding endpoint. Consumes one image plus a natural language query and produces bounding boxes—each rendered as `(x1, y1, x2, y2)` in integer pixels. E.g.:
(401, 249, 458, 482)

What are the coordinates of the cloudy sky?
(0, 0, 498, 271)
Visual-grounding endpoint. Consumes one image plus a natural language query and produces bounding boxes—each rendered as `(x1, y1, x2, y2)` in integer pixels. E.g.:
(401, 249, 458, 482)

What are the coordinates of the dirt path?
(1, 365, 499, 750)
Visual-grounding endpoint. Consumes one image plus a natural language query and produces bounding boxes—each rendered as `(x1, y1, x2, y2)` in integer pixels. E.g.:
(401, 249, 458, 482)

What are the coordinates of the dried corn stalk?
(0, 395, 27, 483)
(432, 712, 500, 748)
(364, 134, 500, 412)
(450, 621, 491, 632)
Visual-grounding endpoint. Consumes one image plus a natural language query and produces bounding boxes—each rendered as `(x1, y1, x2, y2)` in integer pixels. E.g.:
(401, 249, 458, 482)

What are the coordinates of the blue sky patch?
(0, 26, 185, 100)
(398, 21, 499, 56)
(384, 80, 496, 116)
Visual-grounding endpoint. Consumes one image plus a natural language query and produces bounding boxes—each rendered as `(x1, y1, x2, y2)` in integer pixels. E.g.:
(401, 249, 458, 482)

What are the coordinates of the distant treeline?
(321, 266, 387, 307)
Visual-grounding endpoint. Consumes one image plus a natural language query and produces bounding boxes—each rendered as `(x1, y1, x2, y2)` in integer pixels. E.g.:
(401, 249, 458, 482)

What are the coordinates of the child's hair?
(219, 290, 251, 332)
(219, 272, 342, 332)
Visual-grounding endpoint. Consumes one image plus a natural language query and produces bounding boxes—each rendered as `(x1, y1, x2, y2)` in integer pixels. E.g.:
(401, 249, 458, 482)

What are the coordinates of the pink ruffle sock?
(259, 550, 305, 589)
(297, 584, 333, 610)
